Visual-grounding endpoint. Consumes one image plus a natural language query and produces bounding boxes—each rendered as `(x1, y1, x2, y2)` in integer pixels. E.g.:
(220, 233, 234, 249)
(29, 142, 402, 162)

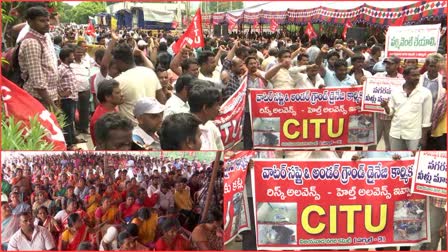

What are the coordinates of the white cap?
(133, 97, 165, 117)
(137, 40, 148, 47)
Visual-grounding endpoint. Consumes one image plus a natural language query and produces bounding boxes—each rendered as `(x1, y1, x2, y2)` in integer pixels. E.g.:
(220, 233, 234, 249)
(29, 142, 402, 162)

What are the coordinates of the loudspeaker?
(346, 27, 367, 43)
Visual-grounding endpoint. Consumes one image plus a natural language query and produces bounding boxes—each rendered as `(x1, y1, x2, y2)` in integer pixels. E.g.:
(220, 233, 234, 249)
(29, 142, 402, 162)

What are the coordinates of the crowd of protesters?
(1, 152, 223, 251)
(231, 150, 446, 251)
(2, 3, 446, 151)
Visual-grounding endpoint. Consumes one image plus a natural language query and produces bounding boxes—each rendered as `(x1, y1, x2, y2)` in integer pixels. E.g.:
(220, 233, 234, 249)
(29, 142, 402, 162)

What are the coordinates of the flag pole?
(201, 151, 222, 222)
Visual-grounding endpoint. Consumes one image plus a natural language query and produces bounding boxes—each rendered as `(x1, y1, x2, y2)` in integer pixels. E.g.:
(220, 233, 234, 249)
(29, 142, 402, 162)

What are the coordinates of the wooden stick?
(201, 151, 222, 222)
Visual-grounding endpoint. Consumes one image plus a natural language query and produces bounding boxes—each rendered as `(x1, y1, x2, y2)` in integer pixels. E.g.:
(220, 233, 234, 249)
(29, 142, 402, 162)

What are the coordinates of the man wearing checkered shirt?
(18, 7, 58, 111)
(58, 47, 79, 149)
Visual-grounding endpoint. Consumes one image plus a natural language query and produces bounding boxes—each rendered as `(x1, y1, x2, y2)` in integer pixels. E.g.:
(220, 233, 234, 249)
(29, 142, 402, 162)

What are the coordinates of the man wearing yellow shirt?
(174, 177, 198, 230)
(174, 177, 192, 211)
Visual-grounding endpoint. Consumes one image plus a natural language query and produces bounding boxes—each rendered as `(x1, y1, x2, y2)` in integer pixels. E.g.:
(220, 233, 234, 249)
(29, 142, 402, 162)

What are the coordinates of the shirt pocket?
(409, 100, 423, 113)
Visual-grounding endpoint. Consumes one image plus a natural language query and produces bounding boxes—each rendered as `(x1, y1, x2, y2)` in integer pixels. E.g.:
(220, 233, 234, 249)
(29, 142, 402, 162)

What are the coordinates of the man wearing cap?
(371, 55, 404, 151)
(132, 97, 165, 150)
(137, 39, 148, 55)
(381, 66, 432, 151)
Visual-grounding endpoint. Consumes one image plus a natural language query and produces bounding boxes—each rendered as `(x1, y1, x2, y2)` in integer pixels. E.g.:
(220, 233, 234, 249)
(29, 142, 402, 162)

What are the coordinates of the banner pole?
(201, 151, 222, 222)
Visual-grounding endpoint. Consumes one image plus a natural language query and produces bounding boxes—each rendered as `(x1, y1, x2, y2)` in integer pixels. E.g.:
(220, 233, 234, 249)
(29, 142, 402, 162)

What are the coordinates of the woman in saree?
(155, 219, 191, 251)
(191, 209, 223, 251)
(36, 206, 62, 244)
(54, 199, 87, 229)
(60, 213, 98, 250)
(84, 186, 100, 223)
(131, 207, 158, 248)
(32, 191, 55, 217)
(103, 184, 121, 211)
(1, 203, 20, 250)
(95, 197, 118, 235)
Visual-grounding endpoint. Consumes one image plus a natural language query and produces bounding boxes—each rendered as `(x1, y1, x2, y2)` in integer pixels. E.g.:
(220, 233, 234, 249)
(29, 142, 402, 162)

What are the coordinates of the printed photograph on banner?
(1, 150, 224, 251)
(258, 224, 297, 245)
(223, 150, 448, 251)
(393, 199, 427, 241)
(1, 1, 446, 152)
(256, 203, 297, 224)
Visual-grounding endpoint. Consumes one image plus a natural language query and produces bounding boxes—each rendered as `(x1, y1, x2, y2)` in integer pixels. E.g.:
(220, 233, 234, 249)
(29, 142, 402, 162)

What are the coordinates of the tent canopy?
(203, 1, 446, 27)
(217, 1, 419, 15)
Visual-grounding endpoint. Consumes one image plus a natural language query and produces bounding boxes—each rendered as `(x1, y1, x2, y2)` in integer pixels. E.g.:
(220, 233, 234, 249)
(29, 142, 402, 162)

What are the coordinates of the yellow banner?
(111, 17, 117, 31)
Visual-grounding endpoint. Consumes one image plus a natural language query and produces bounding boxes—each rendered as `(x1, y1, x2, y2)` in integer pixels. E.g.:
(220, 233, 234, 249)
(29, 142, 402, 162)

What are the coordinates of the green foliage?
(57, 3, 74, 24)
(2, 111, 55, 151)
(207, 2, 244, 12)
(50, 107, 67, 130)
(2, 8, 15, 24)
(70, 2, 106, 24)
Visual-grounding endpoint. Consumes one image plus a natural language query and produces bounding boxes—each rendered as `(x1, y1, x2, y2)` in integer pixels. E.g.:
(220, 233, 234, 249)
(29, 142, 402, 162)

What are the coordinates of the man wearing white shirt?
(156, 183, 175, 212)
(7, 212, 55, 251)
(289, 64, 325, 89)
(197, 50, 223, 90)
(188, 80, 224, 151)
(147, 175, 161, 196)
(349, 54, 372, 85)
(163, 74, 194, 119)
(381, 66, 433, 150)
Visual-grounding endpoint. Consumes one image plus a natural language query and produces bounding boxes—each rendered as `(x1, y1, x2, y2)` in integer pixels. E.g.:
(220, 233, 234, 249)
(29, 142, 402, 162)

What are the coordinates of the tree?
(56, 2, 74, 24)
(206, 2, 244, 13)
(70, 2, 105, 24)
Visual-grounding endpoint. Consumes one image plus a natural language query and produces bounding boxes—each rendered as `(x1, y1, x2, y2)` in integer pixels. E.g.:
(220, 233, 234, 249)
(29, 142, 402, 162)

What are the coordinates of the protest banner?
(385, 24, 441, 59)
(224, 151, 255, 244)
(361, 77, 405, 113)
(411, 151, 447, 198)
(214, 77, 247, 149)
(251, 158, 429, 250)
(248, 86, 376, 149)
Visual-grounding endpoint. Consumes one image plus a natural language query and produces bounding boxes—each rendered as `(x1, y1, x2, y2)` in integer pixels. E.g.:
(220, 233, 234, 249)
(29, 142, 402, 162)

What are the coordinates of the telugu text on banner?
(251, 158, 429, 250)
(248, 86, 376, 149)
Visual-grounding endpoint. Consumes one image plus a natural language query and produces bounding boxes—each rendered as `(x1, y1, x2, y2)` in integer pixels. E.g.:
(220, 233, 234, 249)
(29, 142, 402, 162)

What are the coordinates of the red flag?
(214, 77, 248, 148)
(390, 15, 405, 27)
(270, 19, 279, 32)
(1, 77, 67, 150)
(85, 21, 95, 36)
(171, 20, 178, 29)
(342, 19, 353, 40)
(228, 18, 237, 32)
(172, 9, 205, 54)
(305, 22, 317, 41)
(253, 19, 259, 29)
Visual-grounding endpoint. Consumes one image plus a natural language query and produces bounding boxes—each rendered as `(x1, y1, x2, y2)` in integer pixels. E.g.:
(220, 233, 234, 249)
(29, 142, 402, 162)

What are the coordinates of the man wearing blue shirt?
(324, 59, 357, 87)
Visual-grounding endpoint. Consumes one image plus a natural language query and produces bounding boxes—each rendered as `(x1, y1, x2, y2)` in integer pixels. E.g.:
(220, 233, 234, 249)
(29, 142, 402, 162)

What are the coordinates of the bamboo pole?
(201, 151, 222, 222)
